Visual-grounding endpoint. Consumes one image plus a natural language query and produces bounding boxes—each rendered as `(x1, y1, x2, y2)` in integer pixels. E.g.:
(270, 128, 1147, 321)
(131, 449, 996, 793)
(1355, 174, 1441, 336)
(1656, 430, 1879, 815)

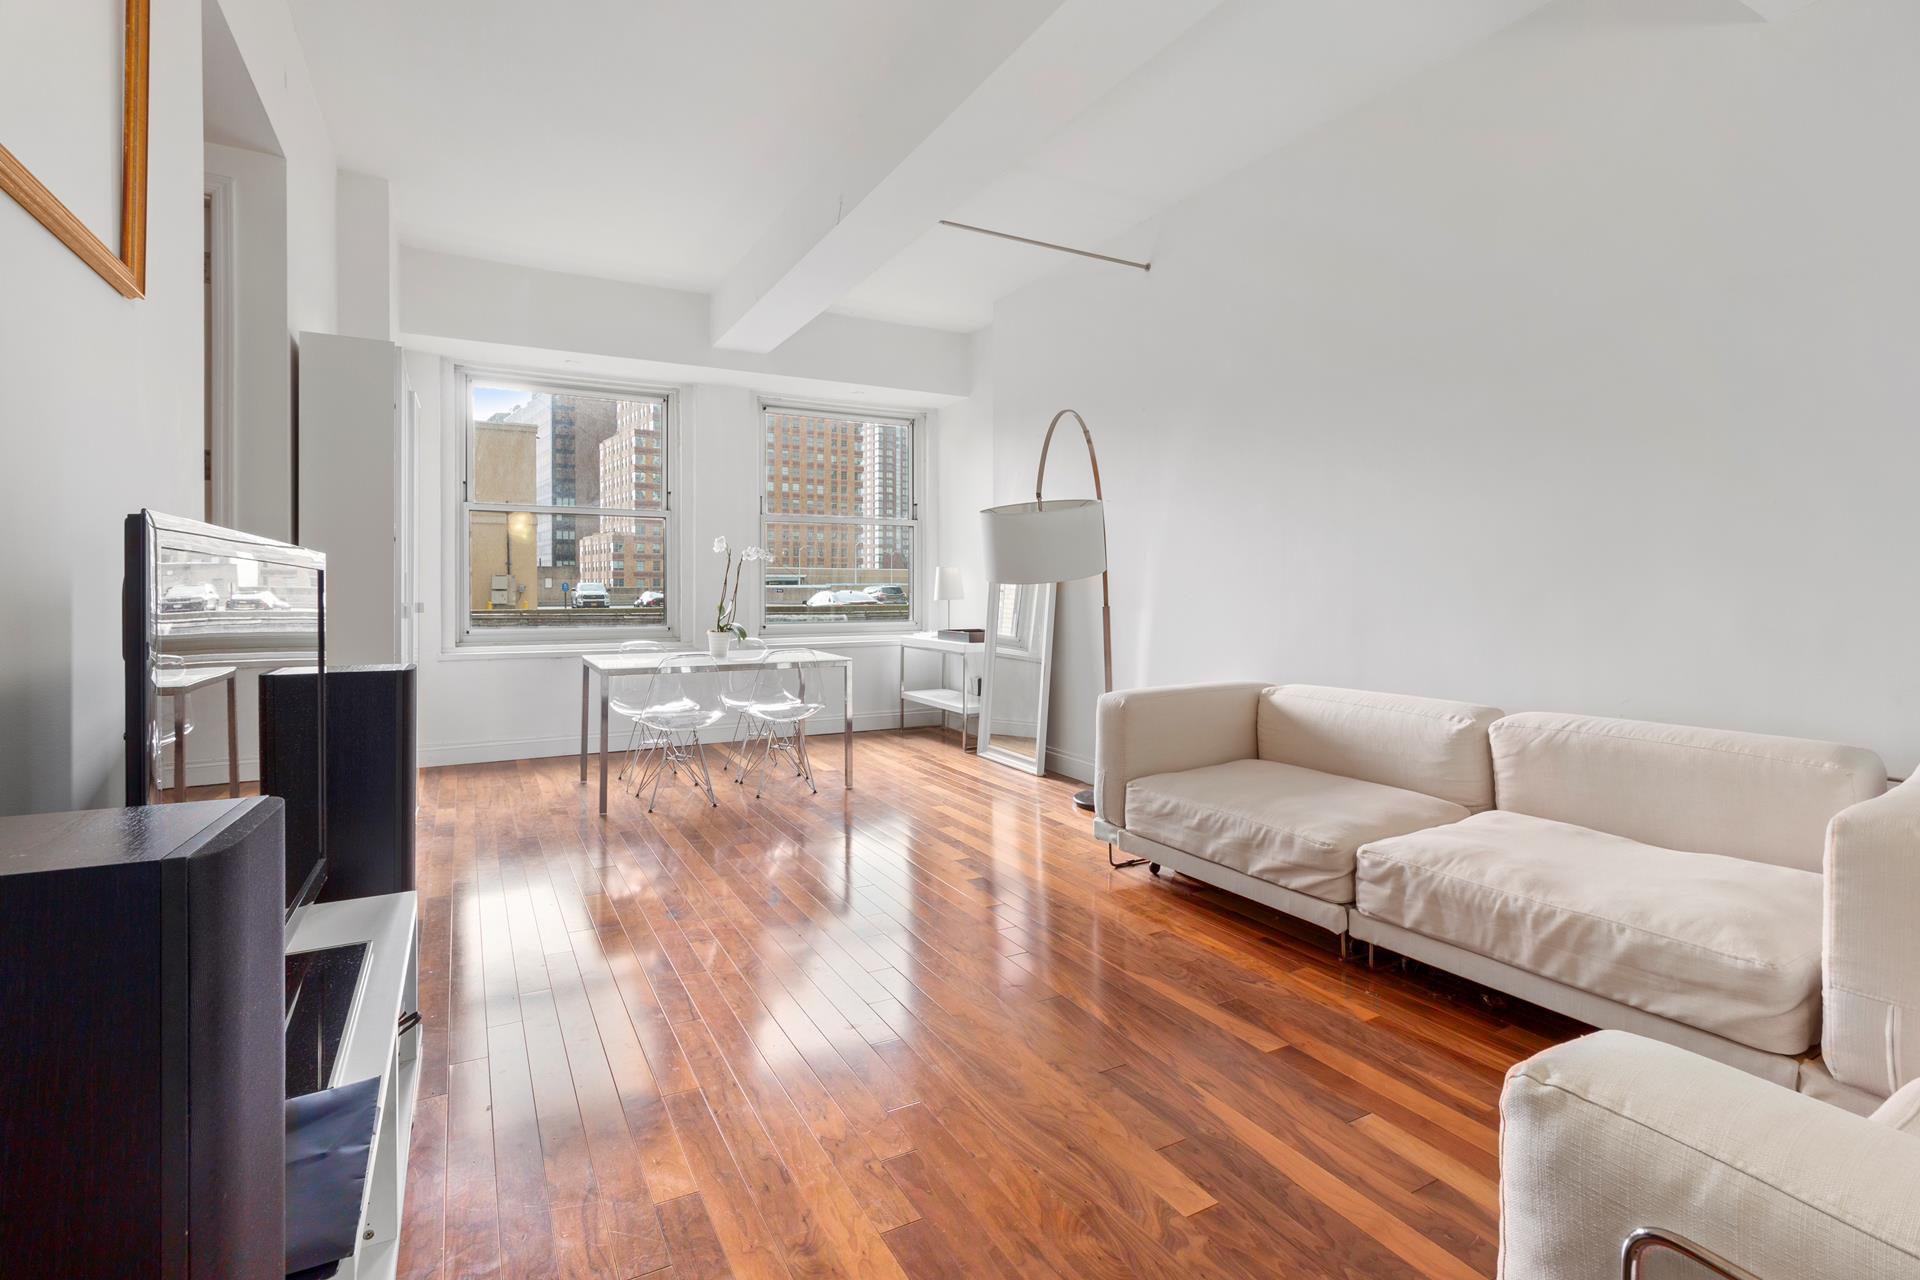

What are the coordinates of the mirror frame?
(977, 581, 1057, 776)
(0, 0, 150, 298)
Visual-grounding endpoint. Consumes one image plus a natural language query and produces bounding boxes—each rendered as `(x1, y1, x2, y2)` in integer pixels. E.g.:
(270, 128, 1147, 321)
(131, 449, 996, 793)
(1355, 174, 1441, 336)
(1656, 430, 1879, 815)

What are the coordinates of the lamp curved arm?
(1030, 408, 1113, 694)
(1035, 409, 1103, 503)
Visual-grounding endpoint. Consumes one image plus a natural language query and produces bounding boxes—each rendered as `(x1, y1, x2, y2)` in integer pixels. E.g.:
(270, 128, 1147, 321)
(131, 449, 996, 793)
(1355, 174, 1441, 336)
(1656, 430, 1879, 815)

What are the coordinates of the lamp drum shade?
(981, 498, 1107, 585)
(933, 567, 965, 602)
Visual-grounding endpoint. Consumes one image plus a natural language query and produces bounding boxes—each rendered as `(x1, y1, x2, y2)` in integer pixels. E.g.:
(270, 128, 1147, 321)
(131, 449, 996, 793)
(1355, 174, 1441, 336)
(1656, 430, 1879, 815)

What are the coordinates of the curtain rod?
(937, 220, 1151, 272)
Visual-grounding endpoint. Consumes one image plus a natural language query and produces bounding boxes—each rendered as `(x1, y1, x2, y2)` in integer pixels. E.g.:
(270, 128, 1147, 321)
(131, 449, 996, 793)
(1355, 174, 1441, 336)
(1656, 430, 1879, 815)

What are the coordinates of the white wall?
(336, 169, 396, 342)
(210, 0, 336, 337)
(206, 142, 292, 539)
(992, 0, 1920, 776)
(0, 0, 204, 814)
(934, 331, 995, 631)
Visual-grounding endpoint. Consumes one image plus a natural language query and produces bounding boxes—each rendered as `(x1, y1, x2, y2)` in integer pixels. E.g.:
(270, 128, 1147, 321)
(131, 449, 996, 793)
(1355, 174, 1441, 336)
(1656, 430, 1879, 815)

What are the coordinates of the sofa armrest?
(1094, 682, 1265, 829)
(1825, 772, 1920, 1098)
(1500, 1031, 1920, 1280)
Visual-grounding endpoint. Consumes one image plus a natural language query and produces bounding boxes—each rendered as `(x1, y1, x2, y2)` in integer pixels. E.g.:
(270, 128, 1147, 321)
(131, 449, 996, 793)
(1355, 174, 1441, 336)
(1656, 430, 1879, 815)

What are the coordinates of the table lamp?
(980, 408, 1112, 815)
(933, 566, 965, 631)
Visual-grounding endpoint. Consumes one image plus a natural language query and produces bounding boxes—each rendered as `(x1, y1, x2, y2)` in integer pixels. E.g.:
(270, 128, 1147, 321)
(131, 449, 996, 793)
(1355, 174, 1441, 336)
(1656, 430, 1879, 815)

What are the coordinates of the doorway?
(203, 176, 235, 525)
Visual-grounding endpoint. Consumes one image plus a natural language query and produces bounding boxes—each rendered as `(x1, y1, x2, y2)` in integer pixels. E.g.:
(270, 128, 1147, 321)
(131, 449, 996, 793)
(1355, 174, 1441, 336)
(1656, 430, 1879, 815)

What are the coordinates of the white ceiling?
(290, 0, 1552, 336)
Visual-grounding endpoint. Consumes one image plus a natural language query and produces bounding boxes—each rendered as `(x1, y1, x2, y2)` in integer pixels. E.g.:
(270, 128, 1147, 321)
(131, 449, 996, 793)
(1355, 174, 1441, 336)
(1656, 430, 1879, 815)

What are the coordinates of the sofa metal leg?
(1106, 842, 1150, 870)
(1622, 1229, 1760, 1280)
(1367, 942, 1379, 970)
(1338, 933, 1356, 962)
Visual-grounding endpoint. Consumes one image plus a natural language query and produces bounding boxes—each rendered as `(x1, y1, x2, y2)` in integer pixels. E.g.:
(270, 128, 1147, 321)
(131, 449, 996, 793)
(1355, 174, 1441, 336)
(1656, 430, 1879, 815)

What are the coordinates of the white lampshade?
(933, 566, 965, 601)
(980, 498, 1107, 585)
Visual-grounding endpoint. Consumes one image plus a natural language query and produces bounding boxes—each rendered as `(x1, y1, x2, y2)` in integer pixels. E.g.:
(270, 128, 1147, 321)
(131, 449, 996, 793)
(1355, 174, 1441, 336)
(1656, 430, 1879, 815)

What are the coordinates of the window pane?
(467, 512, 668, 628)
(470, 384, 666, 509)
(762, 410, 912, 520)
(763, 522, 911, 626)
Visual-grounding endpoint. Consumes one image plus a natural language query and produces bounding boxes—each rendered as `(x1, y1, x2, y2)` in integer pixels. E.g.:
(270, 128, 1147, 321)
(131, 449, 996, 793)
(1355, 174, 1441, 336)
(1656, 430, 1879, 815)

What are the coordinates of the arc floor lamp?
(980, 408, 1114, 819)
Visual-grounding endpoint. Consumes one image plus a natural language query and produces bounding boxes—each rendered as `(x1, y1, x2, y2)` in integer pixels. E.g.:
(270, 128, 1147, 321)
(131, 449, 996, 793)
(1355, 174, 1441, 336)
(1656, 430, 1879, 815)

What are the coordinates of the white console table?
(285, 890, 420, 1280)
(898, 632, 985, 751)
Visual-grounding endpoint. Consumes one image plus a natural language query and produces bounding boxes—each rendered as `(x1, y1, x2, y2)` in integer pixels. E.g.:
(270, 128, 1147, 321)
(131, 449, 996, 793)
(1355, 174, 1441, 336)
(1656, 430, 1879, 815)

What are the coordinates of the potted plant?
(709, 536, 763, 657)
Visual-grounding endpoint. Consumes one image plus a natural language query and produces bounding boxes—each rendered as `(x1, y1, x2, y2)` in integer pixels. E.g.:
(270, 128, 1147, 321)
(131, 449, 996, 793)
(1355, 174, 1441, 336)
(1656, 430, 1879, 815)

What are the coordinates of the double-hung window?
(459, 370, 673, 640)
(760, 404, 917, 628)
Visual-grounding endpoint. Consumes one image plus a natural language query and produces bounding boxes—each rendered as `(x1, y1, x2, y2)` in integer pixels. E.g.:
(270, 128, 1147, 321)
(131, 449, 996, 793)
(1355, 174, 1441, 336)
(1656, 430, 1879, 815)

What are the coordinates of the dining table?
(580, 647, 854, 814)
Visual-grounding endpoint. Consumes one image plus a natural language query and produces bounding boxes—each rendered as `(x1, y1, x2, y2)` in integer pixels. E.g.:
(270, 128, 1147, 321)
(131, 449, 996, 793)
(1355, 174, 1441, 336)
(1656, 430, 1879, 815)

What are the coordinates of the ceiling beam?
(709, 0, 1228, 353)
(1739, 0, 1821, 18)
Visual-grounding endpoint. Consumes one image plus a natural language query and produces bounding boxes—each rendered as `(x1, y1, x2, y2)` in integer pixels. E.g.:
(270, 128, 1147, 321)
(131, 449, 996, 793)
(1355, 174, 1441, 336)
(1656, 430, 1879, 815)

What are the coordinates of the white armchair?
(1499, 1031, 1920, 1279)
(1823, 772, 1920, 1103)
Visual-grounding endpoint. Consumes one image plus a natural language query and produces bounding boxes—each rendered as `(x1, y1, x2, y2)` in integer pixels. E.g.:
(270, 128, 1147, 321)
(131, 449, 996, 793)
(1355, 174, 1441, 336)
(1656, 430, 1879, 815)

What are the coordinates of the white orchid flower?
(745, 546, 766, 562)
(712, 535, 728, 554)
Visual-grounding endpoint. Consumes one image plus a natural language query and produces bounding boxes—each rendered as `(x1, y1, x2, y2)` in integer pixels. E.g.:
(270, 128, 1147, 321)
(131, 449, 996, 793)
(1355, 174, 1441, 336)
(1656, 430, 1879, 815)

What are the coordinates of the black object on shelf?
(936, 628, 986, 642)
(284, 1074, 381, 1277)
(263, 664, 416, 903)
(285, 943, 370, 1098)
(0, 799, 288, 1279)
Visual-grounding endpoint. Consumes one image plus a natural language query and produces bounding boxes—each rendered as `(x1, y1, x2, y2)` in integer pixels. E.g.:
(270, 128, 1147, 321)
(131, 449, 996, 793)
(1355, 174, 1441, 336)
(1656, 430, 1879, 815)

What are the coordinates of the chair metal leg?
(647, 734, 677, 812)
(690, 741, 720, 807)
(794, 724, 818, 794)
(734, 720, 755, 784)
(631, 741, 665, 799)
(753, 730, 780, 799)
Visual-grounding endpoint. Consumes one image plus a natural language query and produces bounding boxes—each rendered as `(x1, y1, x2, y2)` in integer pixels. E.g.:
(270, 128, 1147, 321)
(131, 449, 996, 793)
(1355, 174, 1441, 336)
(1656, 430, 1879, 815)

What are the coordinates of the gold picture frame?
(0, 0, 151, 299)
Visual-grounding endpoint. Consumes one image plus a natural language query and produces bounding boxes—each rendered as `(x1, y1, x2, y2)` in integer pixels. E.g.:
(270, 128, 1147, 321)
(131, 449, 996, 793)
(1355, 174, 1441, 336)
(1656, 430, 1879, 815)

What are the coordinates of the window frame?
(454, 365, 680, 648)
(756, 398, 924, 636)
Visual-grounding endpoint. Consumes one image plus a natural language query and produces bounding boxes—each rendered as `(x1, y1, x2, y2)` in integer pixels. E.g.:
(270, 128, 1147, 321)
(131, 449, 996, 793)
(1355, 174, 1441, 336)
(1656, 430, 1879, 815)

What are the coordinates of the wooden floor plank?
(395, 732, 1581, 1279)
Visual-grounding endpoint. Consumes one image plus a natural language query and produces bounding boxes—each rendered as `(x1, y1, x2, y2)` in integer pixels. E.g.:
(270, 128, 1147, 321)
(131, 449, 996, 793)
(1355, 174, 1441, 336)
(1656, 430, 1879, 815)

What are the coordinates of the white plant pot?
(707, 631, 733, 659)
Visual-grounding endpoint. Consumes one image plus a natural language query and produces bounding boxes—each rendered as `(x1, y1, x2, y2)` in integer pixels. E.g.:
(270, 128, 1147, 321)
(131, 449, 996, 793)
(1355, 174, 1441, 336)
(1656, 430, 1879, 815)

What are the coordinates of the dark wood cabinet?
(0, 799, 287, 1279)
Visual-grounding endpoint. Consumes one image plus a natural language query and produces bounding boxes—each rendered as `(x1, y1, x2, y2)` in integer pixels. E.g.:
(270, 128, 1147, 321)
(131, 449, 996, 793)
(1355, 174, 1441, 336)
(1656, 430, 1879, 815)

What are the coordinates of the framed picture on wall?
(0, 0, 151, 298)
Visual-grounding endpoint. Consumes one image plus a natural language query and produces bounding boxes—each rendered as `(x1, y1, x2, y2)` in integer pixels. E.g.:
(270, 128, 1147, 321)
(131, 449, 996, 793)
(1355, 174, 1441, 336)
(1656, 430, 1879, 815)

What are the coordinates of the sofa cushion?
(1356, 811, 1824, 1054)
(1870, 1079, 1920, 1138)
(1258, 685, 1504, 811)
(1127, 759, 1470, 902)
(1490, 712, 1886, 872)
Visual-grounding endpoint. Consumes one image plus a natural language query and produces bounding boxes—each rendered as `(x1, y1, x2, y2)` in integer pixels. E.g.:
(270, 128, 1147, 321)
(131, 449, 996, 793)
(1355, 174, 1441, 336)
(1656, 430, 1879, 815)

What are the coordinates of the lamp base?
(1072, 786, 1095, 812)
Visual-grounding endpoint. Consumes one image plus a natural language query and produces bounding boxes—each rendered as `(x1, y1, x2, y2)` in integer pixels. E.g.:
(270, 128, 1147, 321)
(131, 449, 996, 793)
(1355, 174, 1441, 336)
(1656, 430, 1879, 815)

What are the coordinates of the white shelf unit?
(900, 687, 978, 717)
(286, 890, 420, 1280)
(898, 632, 984, 750)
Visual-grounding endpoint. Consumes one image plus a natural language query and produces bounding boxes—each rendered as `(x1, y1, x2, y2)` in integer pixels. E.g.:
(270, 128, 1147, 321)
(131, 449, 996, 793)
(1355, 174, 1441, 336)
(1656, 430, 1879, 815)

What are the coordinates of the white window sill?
(438, 627, 926, 661)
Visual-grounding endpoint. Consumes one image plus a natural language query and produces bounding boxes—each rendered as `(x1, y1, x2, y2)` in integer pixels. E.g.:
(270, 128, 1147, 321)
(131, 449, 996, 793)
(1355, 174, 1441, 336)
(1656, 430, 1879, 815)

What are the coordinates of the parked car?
(634, 590, 665, 608)
(226, 586, 288, 611)
(572, 581, 610, 608)
(161, 583, 220, 613)
(806, 589, 878, 607)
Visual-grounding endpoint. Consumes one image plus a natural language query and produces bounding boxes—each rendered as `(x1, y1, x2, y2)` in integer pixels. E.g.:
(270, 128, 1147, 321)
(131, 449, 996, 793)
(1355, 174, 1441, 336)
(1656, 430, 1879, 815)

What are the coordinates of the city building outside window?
(460, 370, 672, 640)
(760, 404, 917, 628)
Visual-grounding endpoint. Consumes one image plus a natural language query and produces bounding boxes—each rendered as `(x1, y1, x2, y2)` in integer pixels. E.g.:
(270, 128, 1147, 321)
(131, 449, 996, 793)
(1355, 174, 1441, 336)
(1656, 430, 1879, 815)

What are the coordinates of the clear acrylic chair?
(629, 652, 726, 811)
(608, 640, 665, 781)
(740, 648, 826, 798)
(717, 636, 769, 772)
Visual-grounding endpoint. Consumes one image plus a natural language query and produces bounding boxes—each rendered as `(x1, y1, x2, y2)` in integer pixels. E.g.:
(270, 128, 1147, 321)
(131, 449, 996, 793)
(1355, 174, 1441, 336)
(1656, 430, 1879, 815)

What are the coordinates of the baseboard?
(1045, 746, 1093, 784)
(419, 709, 946, 769)
(160, 756, 262, 788)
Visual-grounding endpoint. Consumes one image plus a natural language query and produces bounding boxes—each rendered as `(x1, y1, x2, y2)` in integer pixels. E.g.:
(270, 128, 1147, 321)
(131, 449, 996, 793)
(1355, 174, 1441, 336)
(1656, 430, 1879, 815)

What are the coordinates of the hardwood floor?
(395, 729, 1583, 1280)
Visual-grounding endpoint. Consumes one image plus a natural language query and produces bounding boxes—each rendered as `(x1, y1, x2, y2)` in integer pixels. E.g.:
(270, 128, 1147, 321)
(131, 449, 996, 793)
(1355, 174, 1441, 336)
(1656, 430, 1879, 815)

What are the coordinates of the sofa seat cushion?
(1356, 811, 1823, 1054)
(1126, 759, 1470, 902)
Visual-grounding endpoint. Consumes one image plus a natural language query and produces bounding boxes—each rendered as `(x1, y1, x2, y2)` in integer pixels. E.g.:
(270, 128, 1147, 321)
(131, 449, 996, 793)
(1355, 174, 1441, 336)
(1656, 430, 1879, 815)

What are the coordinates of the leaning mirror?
(977, 581, 1056, 776)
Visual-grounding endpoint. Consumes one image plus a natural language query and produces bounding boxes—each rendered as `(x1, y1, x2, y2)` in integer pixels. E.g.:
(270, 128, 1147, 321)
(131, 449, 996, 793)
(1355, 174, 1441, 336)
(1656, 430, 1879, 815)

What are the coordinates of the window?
(760, 404, 916, 627)
(460, 371, 672, 638)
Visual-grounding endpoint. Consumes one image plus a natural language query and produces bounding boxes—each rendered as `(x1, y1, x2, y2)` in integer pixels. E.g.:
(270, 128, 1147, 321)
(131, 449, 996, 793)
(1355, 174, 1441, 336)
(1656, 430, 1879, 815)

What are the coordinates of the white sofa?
(1092, 682, 1920, 1111)
(1499, 1031, 1920, 1279)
